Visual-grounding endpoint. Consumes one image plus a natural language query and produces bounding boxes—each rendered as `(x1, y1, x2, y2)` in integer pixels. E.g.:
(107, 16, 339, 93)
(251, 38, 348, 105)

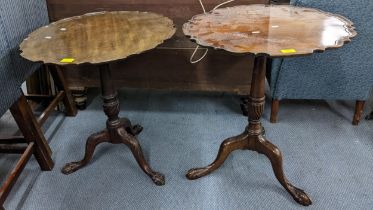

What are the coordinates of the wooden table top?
(20, 11, 176, 65)
(183, 4, 356, 57)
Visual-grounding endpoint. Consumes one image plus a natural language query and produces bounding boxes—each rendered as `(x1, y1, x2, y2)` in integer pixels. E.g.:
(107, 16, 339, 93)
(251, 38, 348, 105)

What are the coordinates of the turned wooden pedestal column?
(61, 64, 165, 185)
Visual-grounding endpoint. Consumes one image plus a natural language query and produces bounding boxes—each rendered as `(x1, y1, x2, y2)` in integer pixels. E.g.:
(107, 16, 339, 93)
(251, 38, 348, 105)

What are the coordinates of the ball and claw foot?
(289, 185, 312, 206)
(186, 168, 209, 180)
(121, 118, 143, 135)
(61, 162, 83, 175)
(151, 172, 166, 186)
(132, 124, 143, 135)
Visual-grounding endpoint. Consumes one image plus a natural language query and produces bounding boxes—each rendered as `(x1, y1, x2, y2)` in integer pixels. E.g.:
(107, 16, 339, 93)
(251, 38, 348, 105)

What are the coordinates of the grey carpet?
(1, 89, 373, 210)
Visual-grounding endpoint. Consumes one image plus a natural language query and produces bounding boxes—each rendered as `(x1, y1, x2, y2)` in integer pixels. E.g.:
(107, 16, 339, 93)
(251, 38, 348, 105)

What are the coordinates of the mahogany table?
(20, 11, 176, 185)
(183, 4, 356, 205)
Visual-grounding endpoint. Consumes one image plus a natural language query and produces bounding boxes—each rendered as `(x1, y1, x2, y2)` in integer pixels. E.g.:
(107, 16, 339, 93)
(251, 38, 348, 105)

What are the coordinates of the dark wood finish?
(26, 66, 52, 97)
(0, 137, 27, 144)
(186, 56, 311, 206)
(63, 50, 254, 95)
(48, 65, 78, 117)
(9, 95, 54, 169)
(270, 99, 280, 123)
(0, 145, 28, 154)
(20, 11, 174, 185)
(46, 0, 269, 23)
(240, 96, 250, 116)
(24, 65, 78, 121)
(25, 94, 55, 101)
(183, 4, 355, 206)
(241, 54, 272, 118)
(271, 0, 290, 4)
(44, 0, 271, 104)
(37, 91, 65, 125)
(183, 4, 356, 57)
(0, 63, 75, 208)
(20, 11, 176, 65)
(61, 64, 165, 185)
(352, 100, 365, 125)
(0, 143, 34, 207)
(0, 93, 56, 208)
(21, 11, 176, 185)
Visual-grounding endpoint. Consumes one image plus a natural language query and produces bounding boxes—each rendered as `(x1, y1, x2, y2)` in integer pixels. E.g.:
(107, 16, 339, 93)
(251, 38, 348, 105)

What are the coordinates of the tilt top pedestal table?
(20, 11, 176, 186)
(183, 4, 356, 205)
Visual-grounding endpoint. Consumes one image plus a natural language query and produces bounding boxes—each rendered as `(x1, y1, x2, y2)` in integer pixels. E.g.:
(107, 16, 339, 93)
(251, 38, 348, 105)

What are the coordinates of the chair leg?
(48, 65, 77, 117)
(352, 100, 365, 126)
(0, 143, 33, 206)
(9, 94, 54, 170)
(270, 99, 280, 123)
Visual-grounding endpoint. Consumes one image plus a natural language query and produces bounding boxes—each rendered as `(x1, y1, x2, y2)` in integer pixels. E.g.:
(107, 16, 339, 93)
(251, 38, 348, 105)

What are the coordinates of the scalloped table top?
(20, 11, 176, 65)
(183, 4, 356, 57)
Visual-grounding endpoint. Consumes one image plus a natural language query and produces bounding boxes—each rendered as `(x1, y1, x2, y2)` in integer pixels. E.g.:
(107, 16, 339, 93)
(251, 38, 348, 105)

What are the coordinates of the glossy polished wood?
(186, 56, 312, 206)
(183, 4, 356, 57)
(27, 11, 177, 185)
(20, 11, 176, 65)
(62, 64, 165, 185)
(45, 0, 271, 107)
(183, 4, 356, 206)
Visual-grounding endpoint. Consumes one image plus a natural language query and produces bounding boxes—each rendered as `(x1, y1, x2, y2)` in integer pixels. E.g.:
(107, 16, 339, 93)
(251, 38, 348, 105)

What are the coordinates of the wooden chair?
(0, 66, 77, 209)
(0, 0, 77, 208)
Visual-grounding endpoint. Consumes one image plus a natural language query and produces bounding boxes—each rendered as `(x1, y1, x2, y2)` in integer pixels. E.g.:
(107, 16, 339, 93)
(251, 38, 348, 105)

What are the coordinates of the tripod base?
(186, 128, 311, 206)
(61, 118, 165, 186)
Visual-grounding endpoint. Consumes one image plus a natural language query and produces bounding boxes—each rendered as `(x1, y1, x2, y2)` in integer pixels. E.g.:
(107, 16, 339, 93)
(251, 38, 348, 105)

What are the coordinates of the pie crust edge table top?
(183, 4, 356, 57)
(20, 11, 176, 65)
(19, 11, 176, 186)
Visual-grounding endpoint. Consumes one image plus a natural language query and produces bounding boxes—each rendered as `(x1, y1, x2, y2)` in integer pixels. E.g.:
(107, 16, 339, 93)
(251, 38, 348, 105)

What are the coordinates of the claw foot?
(61, 162, 83, 175)
(186, 168, 209, 180)
(289, 186, 312, 206)
(151, 172, 165, 186)
(132, 124, 143, 135)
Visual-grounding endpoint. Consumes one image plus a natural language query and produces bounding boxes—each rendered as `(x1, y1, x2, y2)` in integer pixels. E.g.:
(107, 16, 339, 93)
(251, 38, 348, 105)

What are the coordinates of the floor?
(1, 89, 372, 210)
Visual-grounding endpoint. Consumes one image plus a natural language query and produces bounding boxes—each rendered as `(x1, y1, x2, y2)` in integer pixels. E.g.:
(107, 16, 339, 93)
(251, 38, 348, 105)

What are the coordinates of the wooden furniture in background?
(0, 94, 54, 210)
(20, 11, 176, 186)
(26, 66, 77, 124)
(0, 66, 77, 209)
(183, 4, 356, 206)
(45, 0, 270, 109)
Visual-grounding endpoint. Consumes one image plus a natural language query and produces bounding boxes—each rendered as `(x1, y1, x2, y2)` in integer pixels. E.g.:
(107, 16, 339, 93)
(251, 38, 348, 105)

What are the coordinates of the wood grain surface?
(20, 11, 176, 65)
(46, 0, 270, 49)
(183, 4, 356, 57)
(42, 1, 269, 96)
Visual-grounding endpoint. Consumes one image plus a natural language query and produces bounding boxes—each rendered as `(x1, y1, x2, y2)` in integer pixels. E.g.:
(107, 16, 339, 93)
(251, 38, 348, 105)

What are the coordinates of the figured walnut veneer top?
(183, 4, 356, 57)
(20, 11, 176, 65)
